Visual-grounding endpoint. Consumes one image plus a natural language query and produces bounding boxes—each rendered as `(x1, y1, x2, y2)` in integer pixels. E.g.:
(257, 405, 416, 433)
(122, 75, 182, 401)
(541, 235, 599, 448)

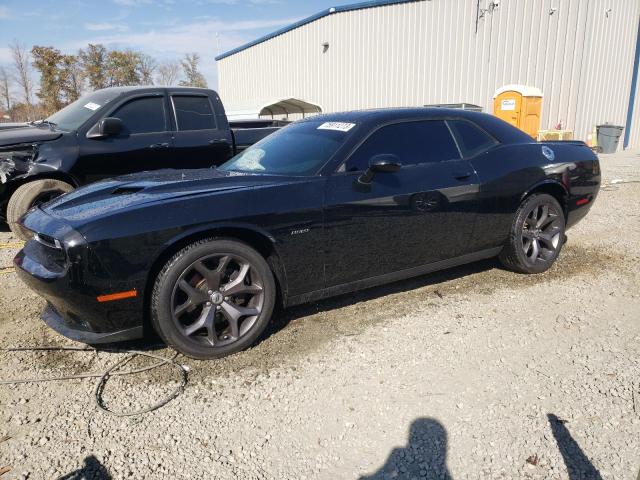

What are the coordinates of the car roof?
(300, 107, 534, 144)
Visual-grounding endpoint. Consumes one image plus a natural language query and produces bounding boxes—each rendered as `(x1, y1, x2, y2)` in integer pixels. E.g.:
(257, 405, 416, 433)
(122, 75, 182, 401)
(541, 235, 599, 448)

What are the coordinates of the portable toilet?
(493, 85, 543, 138)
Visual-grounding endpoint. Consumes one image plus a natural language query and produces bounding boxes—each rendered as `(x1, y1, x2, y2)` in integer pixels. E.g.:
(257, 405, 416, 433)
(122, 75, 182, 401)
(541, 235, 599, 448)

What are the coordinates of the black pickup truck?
(0, 86, 279, 238)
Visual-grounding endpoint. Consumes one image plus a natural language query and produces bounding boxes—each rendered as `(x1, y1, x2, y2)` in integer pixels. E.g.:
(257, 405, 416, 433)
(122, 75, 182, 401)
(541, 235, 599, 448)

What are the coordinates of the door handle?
(452, 171, 472, 181)
(209, 139, 228, 145)
(149, 142, 170, 149)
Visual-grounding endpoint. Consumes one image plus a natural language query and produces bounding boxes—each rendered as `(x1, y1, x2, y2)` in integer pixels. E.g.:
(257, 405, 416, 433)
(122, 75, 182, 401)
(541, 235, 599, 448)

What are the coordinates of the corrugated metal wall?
(628, 17, 640, 148)
(218, 0, 640, 149)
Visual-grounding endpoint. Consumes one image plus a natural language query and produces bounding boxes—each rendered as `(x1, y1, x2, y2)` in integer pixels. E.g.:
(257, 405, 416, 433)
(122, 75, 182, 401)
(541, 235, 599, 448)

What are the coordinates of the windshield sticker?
(84, 102, 101, 111)
(317, 122, 356, 132)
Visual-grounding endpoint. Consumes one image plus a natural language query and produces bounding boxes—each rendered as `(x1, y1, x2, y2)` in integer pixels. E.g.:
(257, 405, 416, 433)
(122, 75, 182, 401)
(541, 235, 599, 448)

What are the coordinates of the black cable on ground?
(0, 346, 189, 416)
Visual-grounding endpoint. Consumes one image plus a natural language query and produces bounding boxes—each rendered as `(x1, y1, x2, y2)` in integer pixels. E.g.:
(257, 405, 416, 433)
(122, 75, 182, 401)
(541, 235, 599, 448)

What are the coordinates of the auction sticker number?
(318, 122, 356, 132)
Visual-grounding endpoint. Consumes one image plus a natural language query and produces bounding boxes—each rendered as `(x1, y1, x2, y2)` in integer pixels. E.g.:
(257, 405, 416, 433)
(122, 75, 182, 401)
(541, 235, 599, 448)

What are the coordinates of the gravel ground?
(0, 150, 639, 480)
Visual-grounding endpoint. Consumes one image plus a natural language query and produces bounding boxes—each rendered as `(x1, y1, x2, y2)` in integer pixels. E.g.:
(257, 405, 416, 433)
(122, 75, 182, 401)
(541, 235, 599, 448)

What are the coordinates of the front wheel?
(151, 238, 276, 359)
(499, 193, 566, 274)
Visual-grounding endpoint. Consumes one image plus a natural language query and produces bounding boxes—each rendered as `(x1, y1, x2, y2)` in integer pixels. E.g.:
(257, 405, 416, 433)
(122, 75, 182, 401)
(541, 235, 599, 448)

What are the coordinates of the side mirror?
(358, 154, 401, 184)
(87, 117, 122, 139)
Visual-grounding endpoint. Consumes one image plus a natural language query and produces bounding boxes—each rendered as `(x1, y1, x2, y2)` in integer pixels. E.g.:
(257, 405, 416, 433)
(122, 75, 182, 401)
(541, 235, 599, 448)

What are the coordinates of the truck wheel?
(7, 179, 74, 239)
(499, 193, 566, 274)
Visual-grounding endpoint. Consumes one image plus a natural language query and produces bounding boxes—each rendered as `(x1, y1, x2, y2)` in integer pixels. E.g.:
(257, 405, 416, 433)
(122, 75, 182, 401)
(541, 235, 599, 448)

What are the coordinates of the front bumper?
(14, 210, 146, 345)
(42, 303, 142, 344)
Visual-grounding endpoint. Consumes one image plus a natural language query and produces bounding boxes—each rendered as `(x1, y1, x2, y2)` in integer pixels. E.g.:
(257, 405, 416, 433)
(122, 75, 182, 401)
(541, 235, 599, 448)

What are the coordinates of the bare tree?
(137, 53, 156, 85)
(10, 41, 34, 118)
(0, 67, 12, 113)
(60, 54, 83, 103)
(179, 53, 207, 88)
(156, 61, 181, 86)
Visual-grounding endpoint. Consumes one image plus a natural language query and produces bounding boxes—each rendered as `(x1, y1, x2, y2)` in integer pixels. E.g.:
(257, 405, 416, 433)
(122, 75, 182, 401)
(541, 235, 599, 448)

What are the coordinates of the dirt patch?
(189, 243, 633, 383)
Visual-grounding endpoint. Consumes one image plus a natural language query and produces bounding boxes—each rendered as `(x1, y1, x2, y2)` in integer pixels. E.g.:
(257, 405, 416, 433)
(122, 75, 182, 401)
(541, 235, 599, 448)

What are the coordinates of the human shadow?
(58, 455, 112, 480)
(547, 414, 603, 480)
(360, 418, 452, 480)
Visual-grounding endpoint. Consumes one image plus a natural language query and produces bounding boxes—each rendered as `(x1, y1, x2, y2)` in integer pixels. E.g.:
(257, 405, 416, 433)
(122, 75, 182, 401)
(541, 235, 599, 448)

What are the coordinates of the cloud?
(206, 0, 283, 4)
(74, 16, 300, 53)
(0, 47, 11, 64)
(112, 0, 151, 5)
(0, 6, 10, 19)
(66, 15, 300, 89)
(84, 23, 128, 32)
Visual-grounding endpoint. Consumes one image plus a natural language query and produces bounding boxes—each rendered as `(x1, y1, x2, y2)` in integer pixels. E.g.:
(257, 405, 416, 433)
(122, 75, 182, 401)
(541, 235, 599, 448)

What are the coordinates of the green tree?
(31, 46, 65, 114)
(179, 53, 207, 88)
(79, 44, 108, 91)
(106, 50, 141, 86)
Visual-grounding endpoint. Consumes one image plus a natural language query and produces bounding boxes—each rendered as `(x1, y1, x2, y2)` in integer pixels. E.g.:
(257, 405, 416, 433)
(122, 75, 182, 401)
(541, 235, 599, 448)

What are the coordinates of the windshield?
(219, 120, 356, 176)
(46, 89, 120, 131)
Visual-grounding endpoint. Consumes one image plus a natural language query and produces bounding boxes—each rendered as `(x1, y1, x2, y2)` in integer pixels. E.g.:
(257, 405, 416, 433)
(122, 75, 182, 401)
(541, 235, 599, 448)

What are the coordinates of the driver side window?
(111, 97, 166, 135)
(343, 120, 460, 172)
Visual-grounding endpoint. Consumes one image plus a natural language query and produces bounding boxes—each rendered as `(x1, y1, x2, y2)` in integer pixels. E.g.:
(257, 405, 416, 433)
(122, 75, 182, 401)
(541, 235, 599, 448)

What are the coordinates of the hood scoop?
(111, 185, 145, 195)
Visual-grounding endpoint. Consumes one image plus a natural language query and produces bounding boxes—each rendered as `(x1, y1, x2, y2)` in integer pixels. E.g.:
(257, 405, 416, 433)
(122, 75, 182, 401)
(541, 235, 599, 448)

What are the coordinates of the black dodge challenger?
(15, 108, 600, 359)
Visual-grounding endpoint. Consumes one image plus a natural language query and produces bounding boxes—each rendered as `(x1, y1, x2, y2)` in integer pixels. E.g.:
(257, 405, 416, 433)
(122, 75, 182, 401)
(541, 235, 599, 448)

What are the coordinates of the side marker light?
(97, 290, 138, 302)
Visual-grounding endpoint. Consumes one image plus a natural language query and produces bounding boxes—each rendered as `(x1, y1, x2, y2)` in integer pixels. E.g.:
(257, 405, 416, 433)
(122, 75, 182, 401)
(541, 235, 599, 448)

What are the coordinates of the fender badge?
(541, 146, 555, 161)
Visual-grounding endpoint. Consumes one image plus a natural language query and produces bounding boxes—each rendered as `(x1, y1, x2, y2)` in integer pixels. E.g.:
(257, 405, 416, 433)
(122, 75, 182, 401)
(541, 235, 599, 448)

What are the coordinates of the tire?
(151, 238, 276, 359)
(7, 179, 74, 239)
(499, 193, 566, 274)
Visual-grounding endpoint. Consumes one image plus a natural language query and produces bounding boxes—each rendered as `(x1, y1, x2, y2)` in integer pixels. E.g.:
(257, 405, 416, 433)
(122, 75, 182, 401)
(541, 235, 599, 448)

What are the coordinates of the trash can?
(596, 124, 624, 153)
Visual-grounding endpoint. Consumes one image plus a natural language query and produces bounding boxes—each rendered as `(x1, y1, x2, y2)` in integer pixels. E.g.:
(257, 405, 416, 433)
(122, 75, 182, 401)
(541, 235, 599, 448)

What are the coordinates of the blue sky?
(0, 0, 341, 89)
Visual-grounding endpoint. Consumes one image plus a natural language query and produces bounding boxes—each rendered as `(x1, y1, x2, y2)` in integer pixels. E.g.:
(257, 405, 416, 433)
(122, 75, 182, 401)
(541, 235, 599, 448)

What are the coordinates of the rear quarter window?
(447, 119, 499, 157)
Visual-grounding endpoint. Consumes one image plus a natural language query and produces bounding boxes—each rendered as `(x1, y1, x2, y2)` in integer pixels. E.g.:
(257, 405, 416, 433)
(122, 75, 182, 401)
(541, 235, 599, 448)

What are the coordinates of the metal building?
(216, 0, 640, 150)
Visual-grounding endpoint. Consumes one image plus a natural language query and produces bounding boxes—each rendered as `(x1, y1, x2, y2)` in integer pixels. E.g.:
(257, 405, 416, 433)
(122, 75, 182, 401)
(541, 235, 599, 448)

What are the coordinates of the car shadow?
(57, 455, 112, 480)
(360, 417, 452, 479)
(262, 258, 497, 342)
(547, 414, 603, 480)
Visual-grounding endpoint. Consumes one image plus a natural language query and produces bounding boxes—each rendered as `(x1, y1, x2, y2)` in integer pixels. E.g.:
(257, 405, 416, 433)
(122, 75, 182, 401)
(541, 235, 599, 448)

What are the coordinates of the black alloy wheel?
(521, 202, 564, 265)
(171, 254, 264, 347)
(151, 239, 275, 359)
(499, 193, 566, 274)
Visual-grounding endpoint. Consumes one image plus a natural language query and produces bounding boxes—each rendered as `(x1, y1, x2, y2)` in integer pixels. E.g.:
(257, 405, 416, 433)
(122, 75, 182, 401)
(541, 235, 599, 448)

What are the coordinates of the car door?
(169, 93, 232, 168)
(75, 93, 173, 183)
(445, 118, 503, 253)
(323, 119, 480, 287)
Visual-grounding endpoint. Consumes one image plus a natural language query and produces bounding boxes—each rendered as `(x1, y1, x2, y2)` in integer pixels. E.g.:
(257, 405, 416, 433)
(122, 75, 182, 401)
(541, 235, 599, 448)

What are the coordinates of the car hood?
(0, 125, 63, 147)
(41, 168, 300, 223)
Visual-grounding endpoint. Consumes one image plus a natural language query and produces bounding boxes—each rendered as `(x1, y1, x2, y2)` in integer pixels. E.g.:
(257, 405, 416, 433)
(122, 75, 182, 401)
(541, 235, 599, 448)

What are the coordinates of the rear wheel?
(499, 193, 566, 274)
(151, 238, 276, 359)
(7, 179, 73, 239)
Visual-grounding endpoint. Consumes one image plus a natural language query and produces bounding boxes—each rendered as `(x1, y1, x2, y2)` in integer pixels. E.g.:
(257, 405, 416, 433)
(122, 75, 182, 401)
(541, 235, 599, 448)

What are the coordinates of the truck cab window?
(172, 96, 217, 131)
(344, 120, 460, 172)
(112, 97, 166, 134)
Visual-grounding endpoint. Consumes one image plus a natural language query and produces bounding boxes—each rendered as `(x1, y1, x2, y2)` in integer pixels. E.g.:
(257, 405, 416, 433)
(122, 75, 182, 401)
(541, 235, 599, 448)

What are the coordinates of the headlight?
(34, 232, 63, 250)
